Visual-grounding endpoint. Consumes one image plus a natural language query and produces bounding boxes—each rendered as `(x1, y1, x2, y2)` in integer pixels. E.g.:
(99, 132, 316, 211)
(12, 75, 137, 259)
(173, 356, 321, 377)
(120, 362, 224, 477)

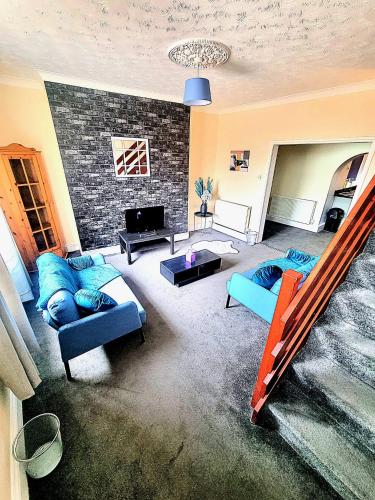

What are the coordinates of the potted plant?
(195, 177, 213, 216)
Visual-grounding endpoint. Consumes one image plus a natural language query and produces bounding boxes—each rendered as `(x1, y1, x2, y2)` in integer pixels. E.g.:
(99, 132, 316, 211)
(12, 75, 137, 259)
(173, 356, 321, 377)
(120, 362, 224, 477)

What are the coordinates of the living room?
(1, 2, 375, 500)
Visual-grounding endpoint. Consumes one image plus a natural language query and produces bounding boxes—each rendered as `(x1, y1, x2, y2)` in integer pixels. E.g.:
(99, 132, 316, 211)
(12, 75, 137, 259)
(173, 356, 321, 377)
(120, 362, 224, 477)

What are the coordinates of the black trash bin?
(324, 207, 345, 232)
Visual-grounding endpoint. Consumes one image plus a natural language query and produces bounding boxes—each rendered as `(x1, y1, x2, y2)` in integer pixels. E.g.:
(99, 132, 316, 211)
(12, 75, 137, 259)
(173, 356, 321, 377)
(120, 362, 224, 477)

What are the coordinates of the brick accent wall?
(45, 82, 190, 250)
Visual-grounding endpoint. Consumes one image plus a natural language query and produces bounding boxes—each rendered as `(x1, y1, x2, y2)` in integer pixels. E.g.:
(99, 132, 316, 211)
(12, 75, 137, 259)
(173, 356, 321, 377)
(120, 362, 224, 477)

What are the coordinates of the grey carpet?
(267, 231, 375, 499)
(263, 221, 333, 255)
(23, 230, 336, 500)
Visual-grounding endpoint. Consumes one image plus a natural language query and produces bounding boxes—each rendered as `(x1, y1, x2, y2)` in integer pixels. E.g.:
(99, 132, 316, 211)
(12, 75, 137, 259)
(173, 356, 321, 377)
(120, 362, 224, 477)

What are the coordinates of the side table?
(193, 211, 214, 231)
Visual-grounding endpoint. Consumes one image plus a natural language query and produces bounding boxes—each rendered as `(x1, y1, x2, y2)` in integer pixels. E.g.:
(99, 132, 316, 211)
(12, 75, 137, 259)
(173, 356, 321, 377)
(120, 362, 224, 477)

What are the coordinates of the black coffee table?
(119, 228, 177, 265)
(160, 249, 221, 286)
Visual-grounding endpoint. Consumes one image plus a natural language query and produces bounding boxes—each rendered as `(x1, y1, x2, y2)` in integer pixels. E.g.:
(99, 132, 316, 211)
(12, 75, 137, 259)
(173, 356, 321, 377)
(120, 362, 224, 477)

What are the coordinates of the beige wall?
(0, 83, 80, 250)
(1, 82, 375, 245)
(271, 143, 371, 231)
(189, 90, 375, 236)
(188, 110, 219, 228)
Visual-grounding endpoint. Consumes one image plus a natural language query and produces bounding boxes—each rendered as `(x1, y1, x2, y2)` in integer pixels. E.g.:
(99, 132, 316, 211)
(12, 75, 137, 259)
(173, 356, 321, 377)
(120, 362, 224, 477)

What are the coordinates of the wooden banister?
(251, 174, 375, 423)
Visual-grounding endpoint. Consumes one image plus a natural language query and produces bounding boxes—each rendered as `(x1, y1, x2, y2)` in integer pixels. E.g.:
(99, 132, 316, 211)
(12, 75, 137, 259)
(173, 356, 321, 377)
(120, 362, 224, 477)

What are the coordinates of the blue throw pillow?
(252, 265, 283, 290)
(47, 290, 81, 326)
(74, 289, 117, 313)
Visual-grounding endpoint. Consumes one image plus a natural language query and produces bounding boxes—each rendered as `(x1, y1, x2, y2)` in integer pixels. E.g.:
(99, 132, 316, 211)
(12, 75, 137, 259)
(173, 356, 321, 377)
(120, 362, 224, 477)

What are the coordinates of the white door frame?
(257, 137, 375, 242)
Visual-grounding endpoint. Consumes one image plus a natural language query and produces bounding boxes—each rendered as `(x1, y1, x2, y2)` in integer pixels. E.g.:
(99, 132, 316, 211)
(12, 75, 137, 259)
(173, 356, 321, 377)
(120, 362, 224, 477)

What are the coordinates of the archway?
(320, 152, 368, 229)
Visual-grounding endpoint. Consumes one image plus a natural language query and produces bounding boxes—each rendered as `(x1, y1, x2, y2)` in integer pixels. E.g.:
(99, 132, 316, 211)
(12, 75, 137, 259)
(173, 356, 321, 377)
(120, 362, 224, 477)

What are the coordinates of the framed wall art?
(229, 150, 250, 172)
(111, 136, 150, 178)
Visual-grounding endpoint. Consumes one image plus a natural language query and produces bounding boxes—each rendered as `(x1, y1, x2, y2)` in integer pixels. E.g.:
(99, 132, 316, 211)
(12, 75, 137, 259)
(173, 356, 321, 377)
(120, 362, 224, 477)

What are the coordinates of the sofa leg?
(139, 327, 145, 344)
(64, 361, 73, 381)
(225, 294, 231, 309)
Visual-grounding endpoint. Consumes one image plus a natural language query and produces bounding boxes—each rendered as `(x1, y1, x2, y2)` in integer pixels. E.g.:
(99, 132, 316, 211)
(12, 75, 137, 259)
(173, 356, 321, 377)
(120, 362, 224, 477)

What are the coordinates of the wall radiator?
(212, 199, 251, 242)
(267, 195, 316, 225)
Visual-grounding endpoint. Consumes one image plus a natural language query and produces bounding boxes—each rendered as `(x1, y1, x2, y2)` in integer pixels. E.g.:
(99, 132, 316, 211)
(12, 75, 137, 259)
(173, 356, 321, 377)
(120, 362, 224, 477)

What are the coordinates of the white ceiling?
(1, 0, 375, 109)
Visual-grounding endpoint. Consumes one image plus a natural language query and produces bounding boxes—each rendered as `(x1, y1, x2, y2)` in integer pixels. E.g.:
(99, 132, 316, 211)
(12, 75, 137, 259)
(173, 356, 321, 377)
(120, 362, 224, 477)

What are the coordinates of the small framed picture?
(229, 150, 250, 172)
(111, 136, 150, 178)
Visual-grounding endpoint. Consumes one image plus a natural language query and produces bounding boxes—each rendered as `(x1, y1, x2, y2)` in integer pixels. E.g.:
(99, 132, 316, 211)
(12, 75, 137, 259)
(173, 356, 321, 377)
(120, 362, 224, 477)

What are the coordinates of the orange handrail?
(251, 174, 375, 423)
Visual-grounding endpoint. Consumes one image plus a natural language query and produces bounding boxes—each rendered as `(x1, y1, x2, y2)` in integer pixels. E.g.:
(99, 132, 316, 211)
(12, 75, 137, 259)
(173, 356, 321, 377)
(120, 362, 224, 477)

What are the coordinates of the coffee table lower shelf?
(160, 250, 221, 287)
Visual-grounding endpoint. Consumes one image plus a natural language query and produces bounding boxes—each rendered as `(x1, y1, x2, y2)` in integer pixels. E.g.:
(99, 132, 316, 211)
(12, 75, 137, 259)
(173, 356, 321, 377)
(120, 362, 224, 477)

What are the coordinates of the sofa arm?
(227, 272, 278, 324)
(58, 301, 142, 361)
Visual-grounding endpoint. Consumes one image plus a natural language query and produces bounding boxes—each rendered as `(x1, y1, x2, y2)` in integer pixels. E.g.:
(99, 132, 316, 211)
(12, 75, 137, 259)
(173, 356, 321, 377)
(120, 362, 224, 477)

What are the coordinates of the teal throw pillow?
(74, 289, 117, 313)
(67, 255, 94, 271)
(252, 265, 283, 290)
(286, 248, 314, 265)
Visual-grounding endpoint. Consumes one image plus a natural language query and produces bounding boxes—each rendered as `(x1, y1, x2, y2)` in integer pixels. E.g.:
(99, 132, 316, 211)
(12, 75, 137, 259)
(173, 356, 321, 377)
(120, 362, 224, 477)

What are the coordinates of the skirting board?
(211, 223, 247, 242)
(83, 245, 120, 256)
(266, 215, 319, 233)
(9, 390, 29, 500)
(65, 243, 81, 253)
(166, 232, 189, 242)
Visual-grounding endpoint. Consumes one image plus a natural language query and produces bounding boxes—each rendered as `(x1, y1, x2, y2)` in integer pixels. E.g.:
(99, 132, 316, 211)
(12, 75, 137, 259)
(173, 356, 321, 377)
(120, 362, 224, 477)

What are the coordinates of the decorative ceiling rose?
(168, 39, 231, 69)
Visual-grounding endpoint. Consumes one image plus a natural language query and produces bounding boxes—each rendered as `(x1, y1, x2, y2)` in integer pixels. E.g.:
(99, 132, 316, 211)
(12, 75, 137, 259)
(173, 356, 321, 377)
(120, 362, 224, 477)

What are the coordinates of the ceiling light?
(168, 39, 230, 107)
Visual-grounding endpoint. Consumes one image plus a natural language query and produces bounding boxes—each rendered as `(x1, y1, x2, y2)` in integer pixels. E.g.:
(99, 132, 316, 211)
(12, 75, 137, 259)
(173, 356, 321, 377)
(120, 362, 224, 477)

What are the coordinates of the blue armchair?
(226, 249, 319, 323)
(37, 252, 146, 379)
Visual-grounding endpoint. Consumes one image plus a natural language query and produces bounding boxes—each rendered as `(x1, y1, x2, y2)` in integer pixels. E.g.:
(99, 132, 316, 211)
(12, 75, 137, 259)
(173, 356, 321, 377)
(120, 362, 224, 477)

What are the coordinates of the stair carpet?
(266, 231, 375, 500)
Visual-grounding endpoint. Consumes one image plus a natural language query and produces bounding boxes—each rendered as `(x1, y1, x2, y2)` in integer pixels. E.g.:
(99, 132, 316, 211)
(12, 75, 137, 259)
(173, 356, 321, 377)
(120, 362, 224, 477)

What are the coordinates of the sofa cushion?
(74, 289, 117, 313)
(251, 265, 283, 290)
(99, 276, 146, 324)
(47, 290, 81, 326)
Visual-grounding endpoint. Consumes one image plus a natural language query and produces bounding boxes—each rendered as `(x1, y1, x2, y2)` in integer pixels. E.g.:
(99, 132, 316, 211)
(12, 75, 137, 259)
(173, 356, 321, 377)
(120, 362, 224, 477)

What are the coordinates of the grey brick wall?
(45, 82, 190, 250)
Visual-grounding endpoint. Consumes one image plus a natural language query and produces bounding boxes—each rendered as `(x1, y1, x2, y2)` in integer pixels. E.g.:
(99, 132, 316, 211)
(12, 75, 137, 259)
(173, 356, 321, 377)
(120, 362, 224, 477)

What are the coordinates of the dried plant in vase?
(195, 177, 213, 215)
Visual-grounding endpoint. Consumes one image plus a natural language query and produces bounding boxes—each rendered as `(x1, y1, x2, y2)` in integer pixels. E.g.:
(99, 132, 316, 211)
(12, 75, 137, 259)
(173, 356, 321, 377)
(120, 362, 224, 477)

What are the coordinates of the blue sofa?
(226, 249, 319, 323)
(36, 252, 146, 380)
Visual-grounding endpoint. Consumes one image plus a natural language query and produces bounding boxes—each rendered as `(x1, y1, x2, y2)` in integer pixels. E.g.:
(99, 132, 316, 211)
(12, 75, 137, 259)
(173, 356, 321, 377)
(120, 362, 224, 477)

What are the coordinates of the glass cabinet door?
(8, 155, 58, 253)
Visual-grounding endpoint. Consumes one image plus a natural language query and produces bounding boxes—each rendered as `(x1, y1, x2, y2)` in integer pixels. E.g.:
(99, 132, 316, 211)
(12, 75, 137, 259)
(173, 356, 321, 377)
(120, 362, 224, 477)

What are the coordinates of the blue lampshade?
(183, 77, 212, 106)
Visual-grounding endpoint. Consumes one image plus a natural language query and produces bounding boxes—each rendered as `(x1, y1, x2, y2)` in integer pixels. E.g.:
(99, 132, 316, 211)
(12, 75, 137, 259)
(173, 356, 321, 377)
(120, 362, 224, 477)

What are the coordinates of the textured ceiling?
(1, 0, 375, 109)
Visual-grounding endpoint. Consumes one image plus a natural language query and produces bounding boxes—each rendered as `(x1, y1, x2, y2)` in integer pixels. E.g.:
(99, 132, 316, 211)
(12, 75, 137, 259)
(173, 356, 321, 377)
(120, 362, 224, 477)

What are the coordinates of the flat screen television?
(125, 205, 165, 233)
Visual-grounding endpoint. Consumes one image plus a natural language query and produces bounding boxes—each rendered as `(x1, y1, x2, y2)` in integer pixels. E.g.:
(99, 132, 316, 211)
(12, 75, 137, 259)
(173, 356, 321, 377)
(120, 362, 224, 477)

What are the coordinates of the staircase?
(266, 231, 375, 500)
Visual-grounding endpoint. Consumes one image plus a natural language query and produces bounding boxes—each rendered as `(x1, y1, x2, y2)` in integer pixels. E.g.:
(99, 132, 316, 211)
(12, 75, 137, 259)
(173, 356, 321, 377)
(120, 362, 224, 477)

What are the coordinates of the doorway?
(259, 141, 373, 254)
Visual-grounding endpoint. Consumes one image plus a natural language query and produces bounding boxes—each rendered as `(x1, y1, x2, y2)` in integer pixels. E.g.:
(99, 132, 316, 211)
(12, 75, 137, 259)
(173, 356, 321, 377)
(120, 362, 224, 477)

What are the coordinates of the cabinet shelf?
(25, 205, 46, 211)
(32, 226, 52, 234)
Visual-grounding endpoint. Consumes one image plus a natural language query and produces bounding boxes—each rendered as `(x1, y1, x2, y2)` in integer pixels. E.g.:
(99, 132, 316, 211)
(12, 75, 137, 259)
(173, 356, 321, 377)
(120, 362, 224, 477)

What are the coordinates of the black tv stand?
(118, 228, 176, 264)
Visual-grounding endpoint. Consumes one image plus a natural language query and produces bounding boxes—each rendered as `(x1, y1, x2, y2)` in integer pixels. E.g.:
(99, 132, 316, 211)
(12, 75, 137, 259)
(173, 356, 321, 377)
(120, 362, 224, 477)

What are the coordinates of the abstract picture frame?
(111, 136, 150, 178)
(229, 150, 250, 172)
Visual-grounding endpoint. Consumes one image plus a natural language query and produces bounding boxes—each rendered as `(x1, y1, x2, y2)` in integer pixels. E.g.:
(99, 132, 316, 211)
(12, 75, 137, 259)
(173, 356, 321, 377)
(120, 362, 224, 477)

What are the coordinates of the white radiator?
(212, 199, 251, 241)
(267, 195, 316, 225)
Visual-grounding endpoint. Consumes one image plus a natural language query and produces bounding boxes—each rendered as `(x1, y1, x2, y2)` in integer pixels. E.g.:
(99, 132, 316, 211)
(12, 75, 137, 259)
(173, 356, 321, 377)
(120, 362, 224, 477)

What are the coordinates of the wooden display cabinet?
(0, 144, 64, 270)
